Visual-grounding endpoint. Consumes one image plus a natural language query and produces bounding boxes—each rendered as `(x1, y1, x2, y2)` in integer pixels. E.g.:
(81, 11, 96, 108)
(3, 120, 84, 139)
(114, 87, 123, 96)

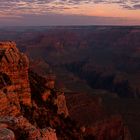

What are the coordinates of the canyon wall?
(0, 41, 132, 140)
(0, 42, 58, 140)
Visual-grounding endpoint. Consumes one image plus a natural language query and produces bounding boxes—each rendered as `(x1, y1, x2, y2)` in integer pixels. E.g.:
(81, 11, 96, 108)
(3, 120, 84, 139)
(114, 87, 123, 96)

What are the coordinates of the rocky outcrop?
(0, 42, 59, 140)
(0, 42, 77, 139)
(0, 41, 31, 112)
(0, 90, 20, 117)
(0, 116, 57, 140)
(54, 91, 69, 118)
(27, 70, 82, 140)
(29, 70, 69, 118)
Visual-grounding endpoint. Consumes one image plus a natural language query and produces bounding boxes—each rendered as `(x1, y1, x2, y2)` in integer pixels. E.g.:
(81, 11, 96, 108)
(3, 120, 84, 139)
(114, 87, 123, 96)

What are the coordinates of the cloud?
(74, 0, 140, 10)
(0, 0, 140, 18)
(0, 0, 139, 26)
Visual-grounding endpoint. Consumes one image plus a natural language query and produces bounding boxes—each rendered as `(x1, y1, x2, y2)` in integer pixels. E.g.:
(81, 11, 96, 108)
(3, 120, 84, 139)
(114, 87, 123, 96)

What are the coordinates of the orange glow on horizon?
(0, 1, 140, 25)
(60, 3, 140, 19)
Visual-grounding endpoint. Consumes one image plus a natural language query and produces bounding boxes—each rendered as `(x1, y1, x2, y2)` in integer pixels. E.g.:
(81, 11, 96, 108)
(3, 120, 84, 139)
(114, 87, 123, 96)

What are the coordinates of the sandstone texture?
(0, 116, 57, 140)
(0, 41, 31, 112)
(0, 42, 58, 140)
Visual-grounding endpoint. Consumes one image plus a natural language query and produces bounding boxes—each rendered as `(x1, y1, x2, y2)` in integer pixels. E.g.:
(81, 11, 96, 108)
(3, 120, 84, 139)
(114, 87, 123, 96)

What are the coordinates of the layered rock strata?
(0, 42, 31, 110)
(0, 42, 58, 140)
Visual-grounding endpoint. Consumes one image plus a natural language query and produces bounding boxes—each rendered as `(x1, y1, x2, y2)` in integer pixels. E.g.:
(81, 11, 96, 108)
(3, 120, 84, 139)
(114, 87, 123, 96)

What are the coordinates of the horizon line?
(0, 25, 140, 27)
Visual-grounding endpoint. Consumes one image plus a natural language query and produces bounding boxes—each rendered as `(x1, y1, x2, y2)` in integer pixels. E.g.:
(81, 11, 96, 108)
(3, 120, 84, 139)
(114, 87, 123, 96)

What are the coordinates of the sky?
(0, 0, 140, 26)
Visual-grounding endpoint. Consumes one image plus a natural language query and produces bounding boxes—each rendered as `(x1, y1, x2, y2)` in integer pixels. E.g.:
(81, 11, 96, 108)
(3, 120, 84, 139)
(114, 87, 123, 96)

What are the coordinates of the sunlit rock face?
(0, 90, 20, 117)
(0, 42, 58, 140)
(0, 41, 71, 140)
(0, 41, 31, 111)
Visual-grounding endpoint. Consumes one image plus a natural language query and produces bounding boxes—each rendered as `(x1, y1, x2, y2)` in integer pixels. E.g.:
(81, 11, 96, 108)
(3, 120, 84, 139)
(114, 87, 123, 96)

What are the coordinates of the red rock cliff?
(0, 42, 58, 140)
(0, 41, 31, 116)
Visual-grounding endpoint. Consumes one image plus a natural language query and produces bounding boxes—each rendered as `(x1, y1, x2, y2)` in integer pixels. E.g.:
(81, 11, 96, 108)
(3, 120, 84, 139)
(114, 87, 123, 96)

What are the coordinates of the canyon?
(0, 41, 133, 140)
(0, 26, 139, 140)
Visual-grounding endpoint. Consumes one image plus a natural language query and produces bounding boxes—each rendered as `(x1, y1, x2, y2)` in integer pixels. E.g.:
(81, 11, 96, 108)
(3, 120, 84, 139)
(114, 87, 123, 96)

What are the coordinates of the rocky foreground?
(0, 41, 132, 140)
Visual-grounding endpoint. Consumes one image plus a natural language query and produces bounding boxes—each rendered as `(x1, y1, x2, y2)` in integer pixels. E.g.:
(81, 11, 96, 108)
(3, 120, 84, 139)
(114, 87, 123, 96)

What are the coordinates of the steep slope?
(0, 41, 82, 140)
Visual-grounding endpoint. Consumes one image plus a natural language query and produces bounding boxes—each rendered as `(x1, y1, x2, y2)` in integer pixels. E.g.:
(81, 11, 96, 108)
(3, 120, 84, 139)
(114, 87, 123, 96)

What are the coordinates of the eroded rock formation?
(0, 41, 132, 140)
(0, 42, 58, 140)
(0, 116, 57, 140)
(0, 41, 31, 110)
